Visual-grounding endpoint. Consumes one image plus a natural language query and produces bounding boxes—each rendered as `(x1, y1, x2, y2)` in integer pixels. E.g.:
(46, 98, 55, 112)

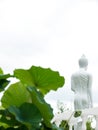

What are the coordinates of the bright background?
(0, 0, 98, 112)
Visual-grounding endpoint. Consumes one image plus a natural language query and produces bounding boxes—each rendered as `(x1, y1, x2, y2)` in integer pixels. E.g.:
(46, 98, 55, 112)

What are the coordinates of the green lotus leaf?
(0, 74, 11, 92)
(0, 109, 19, 128)
(27, 86, 53, 128)
(1, 82, 30, 108)
(0, 68, 3, 74)
(8, 103, 42, 129)
(14, 66, 65, 94)
(0, 74, 11, 79)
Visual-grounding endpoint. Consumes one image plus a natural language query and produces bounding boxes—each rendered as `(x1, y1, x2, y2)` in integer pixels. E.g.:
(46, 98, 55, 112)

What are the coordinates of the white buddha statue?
(71, 55, 93, 110)
(71, 55, 93, 130)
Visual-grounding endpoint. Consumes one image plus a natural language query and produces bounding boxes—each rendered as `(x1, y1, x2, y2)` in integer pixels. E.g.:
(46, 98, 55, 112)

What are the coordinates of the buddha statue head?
(78, 55, 88, 69)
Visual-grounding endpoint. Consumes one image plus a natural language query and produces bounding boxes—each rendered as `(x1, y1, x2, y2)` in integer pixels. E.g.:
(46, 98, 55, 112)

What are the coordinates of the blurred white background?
(0, 0, 98, 112)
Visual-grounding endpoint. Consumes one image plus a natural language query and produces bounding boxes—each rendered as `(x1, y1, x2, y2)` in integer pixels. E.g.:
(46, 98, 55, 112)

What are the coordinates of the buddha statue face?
(78, 55, 88, 70)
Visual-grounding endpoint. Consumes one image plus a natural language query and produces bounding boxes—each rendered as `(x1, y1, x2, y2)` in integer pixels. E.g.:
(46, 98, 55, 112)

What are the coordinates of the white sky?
(0, 0, 98, 112)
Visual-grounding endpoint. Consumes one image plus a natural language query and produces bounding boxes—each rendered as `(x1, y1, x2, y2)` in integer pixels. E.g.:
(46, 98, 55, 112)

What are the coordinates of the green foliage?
(74, 111, 82, 117)
(0, 66, 65, 130)
(14, 66, 65, 95)
(27, 86, 53, 127)
(86, 119, 95, 130)
(1, 82, 31, 108)
(86, 121, 93, 130)
(8, 102, 42, 129)
(59, 120, 69, 130)
(0, 74, 11, 92)
(0, 68, 3, 74)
